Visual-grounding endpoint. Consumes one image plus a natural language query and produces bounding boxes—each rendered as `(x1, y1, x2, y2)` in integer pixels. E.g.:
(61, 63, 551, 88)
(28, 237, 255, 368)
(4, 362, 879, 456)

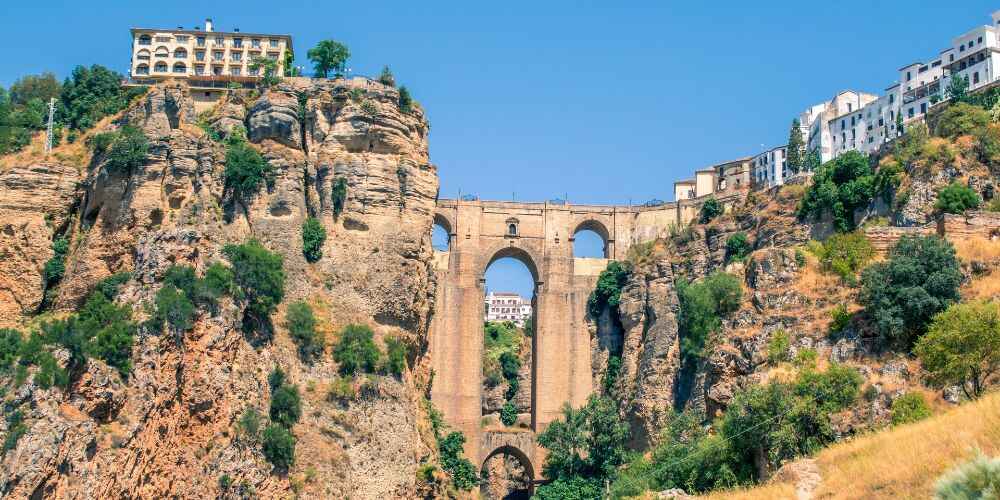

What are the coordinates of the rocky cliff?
(0, 78, 441, 499)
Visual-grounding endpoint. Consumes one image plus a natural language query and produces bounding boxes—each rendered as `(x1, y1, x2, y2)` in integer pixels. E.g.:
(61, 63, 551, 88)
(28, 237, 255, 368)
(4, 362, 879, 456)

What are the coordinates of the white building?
(485, 292, 532, 327)
(751, 145, 788, 189)
(941, 11, 1000, 94)
(803, 91, 879, 163)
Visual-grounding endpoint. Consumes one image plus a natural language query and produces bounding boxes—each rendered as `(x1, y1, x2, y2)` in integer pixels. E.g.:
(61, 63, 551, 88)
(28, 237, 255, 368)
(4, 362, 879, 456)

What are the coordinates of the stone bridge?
(427, 195, 740, 484)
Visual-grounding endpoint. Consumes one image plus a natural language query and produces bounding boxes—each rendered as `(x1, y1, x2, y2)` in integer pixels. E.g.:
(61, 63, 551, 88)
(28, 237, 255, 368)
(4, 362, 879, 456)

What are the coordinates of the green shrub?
(326, 376, 356, 401)
(620, 410, 738, 495)
(797, 151, 876, 232)
(677, 272, 743, 363)
(34, 352, 69, 389)
(237, 407, 261, 440)
(0, 329, 23, 372)
(301, 217, 326, 263)
(934, 452, 1000, 500)
(830, 304, 851, 333)
(437, 431, 478, 490)
(915, 301, 1000, 400)
(725, 232, 752, 263)
(285, 301, 324, 361)
(935, 102, 991, 139)
(332, 324, 381, 375)
(224, 140, 274, 202)
(498, 351, 520, 381)
(794, 348, 818, 371)
(935, 182, 982, 214)
(767, 329, 791, 364)
(163, 265, 198, 296)
(722, 364, 860, 482)
(197, 262, 235, 307)
(398, 86, 413, 114)
(809, 232, 874, 285)
(504, 377, 520, 401)
(261, 424, 296, 469)
(154, 284, 195, 333)
(377, 66, 396, 87)
(699, 197, 723, 224)
(2, 410, 27, 453)
(331, 177, 347, 216)
(891, 392, 932, 425)
(500, 401, 517, 426)
(94, 272, 131, 300)
(104, 126, 148, 174)
(59, 64, 145, 131)
(267, 366, 286, 392)
(269, 384, 302, 428)
(384, 336, 407, 376)
(218, 474, 232, 490)
(535, 477, 602, 500)
(794, 248, 807, 267)
(859, 235, 961, 347)
(42, 237, 69, 286)
(587, 261, 631, 318)
(223, 240, 285, 328)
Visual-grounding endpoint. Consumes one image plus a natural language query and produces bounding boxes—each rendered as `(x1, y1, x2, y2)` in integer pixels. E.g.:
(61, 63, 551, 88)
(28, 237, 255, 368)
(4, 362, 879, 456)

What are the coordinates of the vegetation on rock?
(935, 182, 981, 215)
(677, 272, 742, 363)
(700, 197, 723, 224)
(724, 232, 751, 263)
(859, 235, 961, 347)
(301, 217, 326, 263)
(285, 301, 324, 361)
(797, 150, 876, 232)
(222, 240, 286, 332)
(891, 392, 932, 425)
(587, 261, 631, 318)
(332, 324, 380, 375)
(915, 301, 1000, 400)
(808, 232, 874, 285)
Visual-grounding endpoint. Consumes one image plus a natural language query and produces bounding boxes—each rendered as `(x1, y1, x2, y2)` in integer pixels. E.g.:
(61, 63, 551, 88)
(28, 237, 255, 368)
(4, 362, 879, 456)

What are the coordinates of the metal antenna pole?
(45, 98, 56, 153)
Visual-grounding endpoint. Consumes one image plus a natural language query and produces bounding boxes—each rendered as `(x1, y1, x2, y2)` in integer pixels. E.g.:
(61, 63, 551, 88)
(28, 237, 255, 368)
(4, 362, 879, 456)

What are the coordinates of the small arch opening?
(573, 220, 610, 258)
(154, 62, 168, 73)
(481, 446, 533, 499)
(508, 224, 517, 236)
(432, 223, 450, 251)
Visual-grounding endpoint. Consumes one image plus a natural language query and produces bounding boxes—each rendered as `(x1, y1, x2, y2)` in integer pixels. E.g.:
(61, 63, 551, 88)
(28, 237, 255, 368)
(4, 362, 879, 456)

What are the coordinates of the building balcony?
(903, 81, 941, 104)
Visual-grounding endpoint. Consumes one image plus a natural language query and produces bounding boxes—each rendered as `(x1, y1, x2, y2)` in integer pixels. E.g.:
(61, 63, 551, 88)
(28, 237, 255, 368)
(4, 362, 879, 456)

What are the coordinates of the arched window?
(508, 224, 517, 236)
(138, 34, 151, 45)
(172, 62, 187, 74)
(173, 48, 188, 59)
(154, 62, 168, 73)
(135, 64, 150, 75)
(154, 46, 169, 58)
(136, 49, 150, 61)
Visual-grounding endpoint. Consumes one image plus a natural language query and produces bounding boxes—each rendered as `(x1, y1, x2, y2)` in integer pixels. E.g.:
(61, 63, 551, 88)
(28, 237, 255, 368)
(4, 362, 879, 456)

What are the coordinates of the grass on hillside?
(702, 392, 1000, 499)
(482, 321, 525, 386)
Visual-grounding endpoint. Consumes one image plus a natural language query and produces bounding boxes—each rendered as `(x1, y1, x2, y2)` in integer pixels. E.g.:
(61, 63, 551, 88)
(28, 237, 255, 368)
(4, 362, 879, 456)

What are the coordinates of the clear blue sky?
(4, 1, 996, 296)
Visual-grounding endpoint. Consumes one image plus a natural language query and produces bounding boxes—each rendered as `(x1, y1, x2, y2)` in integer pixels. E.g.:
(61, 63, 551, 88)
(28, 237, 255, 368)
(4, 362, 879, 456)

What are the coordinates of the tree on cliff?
(915, 301, 1000, 400)
(786, 118, 805, 174)
(307, 40, 350, 78)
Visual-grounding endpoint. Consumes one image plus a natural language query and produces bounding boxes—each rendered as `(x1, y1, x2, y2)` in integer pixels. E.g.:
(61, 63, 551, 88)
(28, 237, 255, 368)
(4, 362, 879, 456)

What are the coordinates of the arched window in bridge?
(505, 218, 519, 237)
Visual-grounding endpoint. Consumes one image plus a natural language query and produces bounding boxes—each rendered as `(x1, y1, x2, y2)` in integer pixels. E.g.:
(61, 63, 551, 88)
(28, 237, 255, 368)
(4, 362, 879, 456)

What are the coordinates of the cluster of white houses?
(675, 9, 1000, 197)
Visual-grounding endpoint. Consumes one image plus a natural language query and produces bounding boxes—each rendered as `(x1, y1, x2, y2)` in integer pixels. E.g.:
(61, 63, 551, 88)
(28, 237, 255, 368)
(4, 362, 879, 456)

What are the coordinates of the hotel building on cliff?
(128, 18, 292, 107)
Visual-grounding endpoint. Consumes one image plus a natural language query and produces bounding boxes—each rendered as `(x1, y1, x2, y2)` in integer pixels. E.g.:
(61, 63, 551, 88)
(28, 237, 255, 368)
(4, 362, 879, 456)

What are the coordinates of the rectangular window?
(197, 37, 206, 47)
(230, 67, 241, 76)
(233, 38, 243, 48)
(194, 65, 204, 75)
(269, 39, 279, 48)
(889, 94, 895, 103)
(906, 71, 912, 80)
(213, 51, 224, 61)
(195, 51, 205, 61)
(156, 36, 171, 42)
(921, 103, 927, 114)
(950, 54, 955, 62)
(252, 39, 261, 48)
(974, 71, 981, 84)
(231, 52, 242, 62)
(215, 36, 224, 45)
(213, 66, 223, 76)
(908, 107, 915, 118)
(979, 36, 984, 44)
(249, 67, 259, 76)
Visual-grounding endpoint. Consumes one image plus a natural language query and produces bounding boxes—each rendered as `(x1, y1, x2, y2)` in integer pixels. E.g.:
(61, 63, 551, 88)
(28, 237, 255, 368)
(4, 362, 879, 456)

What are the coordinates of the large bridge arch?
(429, 198, 690, 478)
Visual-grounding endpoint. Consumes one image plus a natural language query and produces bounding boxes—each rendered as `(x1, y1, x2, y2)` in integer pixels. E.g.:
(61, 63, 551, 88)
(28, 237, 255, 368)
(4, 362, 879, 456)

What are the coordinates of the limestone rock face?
(0, 78, 439, 499)
(0, 162, 81, 326)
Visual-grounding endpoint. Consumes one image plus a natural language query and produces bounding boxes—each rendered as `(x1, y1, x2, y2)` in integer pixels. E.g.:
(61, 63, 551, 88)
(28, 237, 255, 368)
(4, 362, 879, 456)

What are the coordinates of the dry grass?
(952, 235, 1000, 263)
(963, 273, 1000, 302)
(700, 392, 1000, 500)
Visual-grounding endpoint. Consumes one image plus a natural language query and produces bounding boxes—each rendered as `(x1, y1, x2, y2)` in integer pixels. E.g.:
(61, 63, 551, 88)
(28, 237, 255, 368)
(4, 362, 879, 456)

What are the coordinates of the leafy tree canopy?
(915, 301, 1000, 400)
(307, 40, 350, 78)
(798, 151, 876, 232)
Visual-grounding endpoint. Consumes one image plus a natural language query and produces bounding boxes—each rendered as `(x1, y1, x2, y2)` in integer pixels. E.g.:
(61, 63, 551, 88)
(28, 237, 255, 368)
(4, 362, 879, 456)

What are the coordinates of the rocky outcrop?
(0, 78, 439, 499)
(0, 162, 81, 325)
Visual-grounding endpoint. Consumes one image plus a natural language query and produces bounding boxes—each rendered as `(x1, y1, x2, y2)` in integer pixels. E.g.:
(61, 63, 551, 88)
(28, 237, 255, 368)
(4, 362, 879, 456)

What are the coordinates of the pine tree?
(786, 118, 805, 174)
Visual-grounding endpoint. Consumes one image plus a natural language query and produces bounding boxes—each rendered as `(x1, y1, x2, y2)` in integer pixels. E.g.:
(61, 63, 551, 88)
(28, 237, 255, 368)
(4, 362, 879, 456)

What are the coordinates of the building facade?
(129, 18, 292, 91)
(751, 146, 787, 189)
(484, 292, 532, 327)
